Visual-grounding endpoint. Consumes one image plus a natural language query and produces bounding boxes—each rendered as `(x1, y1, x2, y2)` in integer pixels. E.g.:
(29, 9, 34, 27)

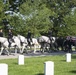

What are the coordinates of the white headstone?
(44, 61, 54, 75)
(0, 63, 8, 75)
(18, 55, 24, 65)
(66, 53, 71, 62)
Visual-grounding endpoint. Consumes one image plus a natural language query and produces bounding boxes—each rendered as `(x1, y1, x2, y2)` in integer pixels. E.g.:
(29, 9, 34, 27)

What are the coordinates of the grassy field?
(0, 54, 76, 75)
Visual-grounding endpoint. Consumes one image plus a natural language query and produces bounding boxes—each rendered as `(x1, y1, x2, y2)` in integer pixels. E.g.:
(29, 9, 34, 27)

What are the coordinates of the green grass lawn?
(0, 54, 76, 75)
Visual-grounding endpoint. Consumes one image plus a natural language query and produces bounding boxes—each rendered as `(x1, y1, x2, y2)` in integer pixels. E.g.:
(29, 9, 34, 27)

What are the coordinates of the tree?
(0, 0, 76, 37)
(46, 0, 76, 36)
(25, 4, 55, 37)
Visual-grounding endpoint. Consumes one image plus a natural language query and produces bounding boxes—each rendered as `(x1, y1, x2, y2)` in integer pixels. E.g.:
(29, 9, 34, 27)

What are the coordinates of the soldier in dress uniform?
(27, 30, 32, 45)
(8, 29, 13, 47)
(0, 29, 3, 37)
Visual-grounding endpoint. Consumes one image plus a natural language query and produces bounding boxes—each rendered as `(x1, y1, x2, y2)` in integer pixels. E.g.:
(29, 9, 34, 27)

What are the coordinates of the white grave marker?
(18, 55, 24, 65)
(0, 63, 8, 75)
(66, 53, 71, 62)
(44, 61, 54, 75)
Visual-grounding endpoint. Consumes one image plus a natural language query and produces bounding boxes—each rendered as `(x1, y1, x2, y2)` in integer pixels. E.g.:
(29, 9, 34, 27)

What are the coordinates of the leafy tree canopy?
(0, 0, 76, 37)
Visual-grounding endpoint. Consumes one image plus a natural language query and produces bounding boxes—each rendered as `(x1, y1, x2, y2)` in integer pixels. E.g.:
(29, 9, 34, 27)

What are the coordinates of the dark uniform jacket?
(0, 32, 3, 37)
(48, 30, 52, 37)
(27, 32, 32, 43)
(27, 32, 31, 39)
(0, 32, 3, 48)
(8, 32, 13, 39)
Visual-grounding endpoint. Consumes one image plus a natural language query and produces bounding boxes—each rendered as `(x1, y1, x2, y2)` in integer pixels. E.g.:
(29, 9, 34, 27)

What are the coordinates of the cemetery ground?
(0, 52, 76, 75)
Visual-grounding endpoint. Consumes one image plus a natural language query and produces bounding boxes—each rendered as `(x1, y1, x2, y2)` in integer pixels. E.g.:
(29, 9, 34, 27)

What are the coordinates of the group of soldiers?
(0, 28, 13, 47)
(0, 28, 53, 48)
(0, 28, 13, 38)
(0, 29, 33, 47)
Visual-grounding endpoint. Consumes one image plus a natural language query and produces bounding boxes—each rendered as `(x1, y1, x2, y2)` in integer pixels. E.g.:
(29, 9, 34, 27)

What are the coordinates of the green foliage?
(63, 12, 76, 36)
(0, 0, 76, 37)
(25, 4, 54, 37)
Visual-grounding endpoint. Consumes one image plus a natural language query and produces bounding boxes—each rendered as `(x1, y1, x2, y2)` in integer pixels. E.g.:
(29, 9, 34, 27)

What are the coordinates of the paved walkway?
(0, 51, 74, 60)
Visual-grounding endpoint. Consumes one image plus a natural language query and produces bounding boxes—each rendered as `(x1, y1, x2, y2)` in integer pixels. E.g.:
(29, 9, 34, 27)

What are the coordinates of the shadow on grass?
(61, 60, 66, 62)
(72, 55, 76, 59)
(13, 62, 18, 65)
(36, 73, 44, 75)
(70, 70, 76, 73)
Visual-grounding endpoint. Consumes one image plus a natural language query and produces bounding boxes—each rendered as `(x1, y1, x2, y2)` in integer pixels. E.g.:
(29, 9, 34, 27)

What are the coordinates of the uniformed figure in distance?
(48, 29, 53, 41)
(8, 29, 13, 47)
(0, 29, 3, 37)
(0, 29, 3, 49)
(27, 30, 32, 45)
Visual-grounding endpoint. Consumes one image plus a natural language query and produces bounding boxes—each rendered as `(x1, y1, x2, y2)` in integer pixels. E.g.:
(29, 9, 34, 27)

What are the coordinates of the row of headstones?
(0, 53, 71, 75)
